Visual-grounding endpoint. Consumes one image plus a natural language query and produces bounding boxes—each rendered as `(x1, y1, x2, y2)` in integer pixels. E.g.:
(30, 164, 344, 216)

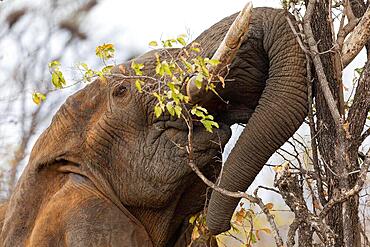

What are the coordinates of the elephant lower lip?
(165, 119, 188, 131)
(214, 106, 254, 125)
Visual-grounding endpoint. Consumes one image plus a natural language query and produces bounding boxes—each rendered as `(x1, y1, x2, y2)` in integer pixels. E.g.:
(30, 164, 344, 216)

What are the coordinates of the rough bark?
(349, 0, 370, 60)
(309, 0, 365, 246)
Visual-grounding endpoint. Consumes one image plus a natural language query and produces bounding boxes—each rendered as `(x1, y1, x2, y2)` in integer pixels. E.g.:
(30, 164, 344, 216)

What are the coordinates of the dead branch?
(342, 4, 370, 67)
(253, 190, 284, 247)
(275, 167, 335, 247)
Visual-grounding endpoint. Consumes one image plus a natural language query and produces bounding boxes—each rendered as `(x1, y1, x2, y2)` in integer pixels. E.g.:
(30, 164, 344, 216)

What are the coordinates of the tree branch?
(347, 61, 370, 141)
(319, 148, 370, 218)
(304, 0, 343, 127)
(342, 4, 370, 67)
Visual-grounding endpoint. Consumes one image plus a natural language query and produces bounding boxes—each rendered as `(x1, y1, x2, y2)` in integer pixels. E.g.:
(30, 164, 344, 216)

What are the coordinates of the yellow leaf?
(135, 79, 143, 93)
(272, 165, 283, 173)
(235, 208, 246, 225)
(189, 215, 197, 225)
(273, 161, 289, 173)
(191, 226, 200, 241)
(148, 41, 158, 47)
(256, 229, 261, 240)
(265, 203, 274, 210)
(218, 75, 225, 88)
(32, 92, 46, 105)
(259, 228, 272, 235)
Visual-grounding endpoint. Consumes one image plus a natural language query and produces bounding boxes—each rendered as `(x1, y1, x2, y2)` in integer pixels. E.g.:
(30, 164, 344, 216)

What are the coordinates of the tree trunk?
(310, 0, 362, 246)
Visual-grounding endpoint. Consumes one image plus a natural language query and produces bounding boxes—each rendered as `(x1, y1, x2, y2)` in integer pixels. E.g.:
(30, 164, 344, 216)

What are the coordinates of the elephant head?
(187, 7, 308, 234)
(1, 62, 231, 246)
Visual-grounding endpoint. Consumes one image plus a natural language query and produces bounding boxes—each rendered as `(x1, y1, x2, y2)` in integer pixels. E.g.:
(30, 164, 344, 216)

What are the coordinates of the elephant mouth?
(152, 115, 231, 153)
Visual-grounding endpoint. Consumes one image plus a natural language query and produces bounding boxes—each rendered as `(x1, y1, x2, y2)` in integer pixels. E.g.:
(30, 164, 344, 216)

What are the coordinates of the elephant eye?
(112, 83, 128, 97)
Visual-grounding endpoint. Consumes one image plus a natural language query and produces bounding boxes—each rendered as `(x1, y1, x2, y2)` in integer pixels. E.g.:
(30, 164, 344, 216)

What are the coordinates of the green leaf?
(162, 40, 173, 48)
(48, 60, 61, 69)
(166, 102, 175, 116)
(80, 62, 89, 70)
(355, 67, 364, 75)
(51, 71, 66, 89)
(154, 104, 163, 118)
(195, 105, 208, 114)
(153, 92, 164, 103)
(174, 105, 182, 118)
(208, 59, 220, 66)
(189, 215, 197, 225)
(230, 223, 240, 234)
(102, 65, 114, 74)
(135, 79, 143, 93)
(32, 92, 46, 105)
(200, 119, 219, 132)
(194, 74, 204, 89)
(51, 73, 61, 88)
(57, 71, 66, 85)
(177, 36, 186, 46)
(131, 61, 144, 76)
(191, 47, 200, 53)
(250, 232, 257, 243)
(149, 41, 158, 47)
(180, 57, 194, 73)
(161, 61, 172, 76)
(96, 43, 115, 60)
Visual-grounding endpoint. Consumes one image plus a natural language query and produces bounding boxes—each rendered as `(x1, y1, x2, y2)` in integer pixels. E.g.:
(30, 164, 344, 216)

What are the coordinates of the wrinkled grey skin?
(194, 8, 307, 234)
(0, 7, 306, 246)
(0, 63, 231, 246)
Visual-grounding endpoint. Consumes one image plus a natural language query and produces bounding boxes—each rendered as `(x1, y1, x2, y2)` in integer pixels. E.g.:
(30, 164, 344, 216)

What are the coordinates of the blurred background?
(0, 0, 368, 245)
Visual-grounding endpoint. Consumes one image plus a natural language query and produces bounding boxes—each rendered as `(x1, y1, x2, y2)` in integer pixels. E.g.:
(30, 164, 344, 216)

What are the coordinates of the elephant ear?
(0, 80, 108, 245)
(30, 79, 108, 166)
(1, 79, 149, 245)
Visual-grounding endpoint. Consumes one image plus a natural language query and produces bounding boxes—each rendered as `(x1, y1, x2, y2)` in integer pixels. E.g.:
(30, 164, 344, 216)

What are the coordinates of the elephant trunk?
(206, 10, 308, 235)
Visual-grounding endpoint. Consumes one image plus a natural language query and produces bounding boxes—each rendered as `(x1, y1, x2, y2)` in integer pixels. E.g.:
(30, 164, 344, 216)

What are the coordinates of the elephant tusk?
(186, 1, 253, 103)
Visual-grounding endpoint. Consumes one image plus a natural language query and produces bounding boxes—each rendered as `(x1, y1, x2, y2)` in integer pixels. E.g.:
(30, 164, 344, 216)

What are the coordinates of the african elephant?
(0, 6, 306, 246)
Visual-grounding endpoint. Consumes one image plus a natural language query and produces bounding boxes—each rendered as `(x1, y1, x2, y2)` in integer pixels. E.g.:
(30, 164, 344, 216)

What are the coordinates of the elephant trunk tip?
(206, 191, 238, 235)
(206, 212, 231, 236)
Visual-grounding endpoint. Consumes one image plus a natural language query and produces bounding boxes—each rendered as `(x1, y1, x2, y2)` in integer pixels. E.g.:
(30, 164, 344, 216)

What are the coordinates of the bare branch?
(253, 190, 284, 247)
(342, 4, 370, 67)
(275, 166, 335, 246)
(337, 0, 360, 49)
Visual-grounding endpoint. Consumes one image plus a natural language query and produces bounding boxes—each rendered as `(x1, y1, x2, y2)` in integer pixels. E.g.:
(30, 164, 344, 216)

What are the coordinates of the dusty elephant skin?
(0, 7, 307, 247)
